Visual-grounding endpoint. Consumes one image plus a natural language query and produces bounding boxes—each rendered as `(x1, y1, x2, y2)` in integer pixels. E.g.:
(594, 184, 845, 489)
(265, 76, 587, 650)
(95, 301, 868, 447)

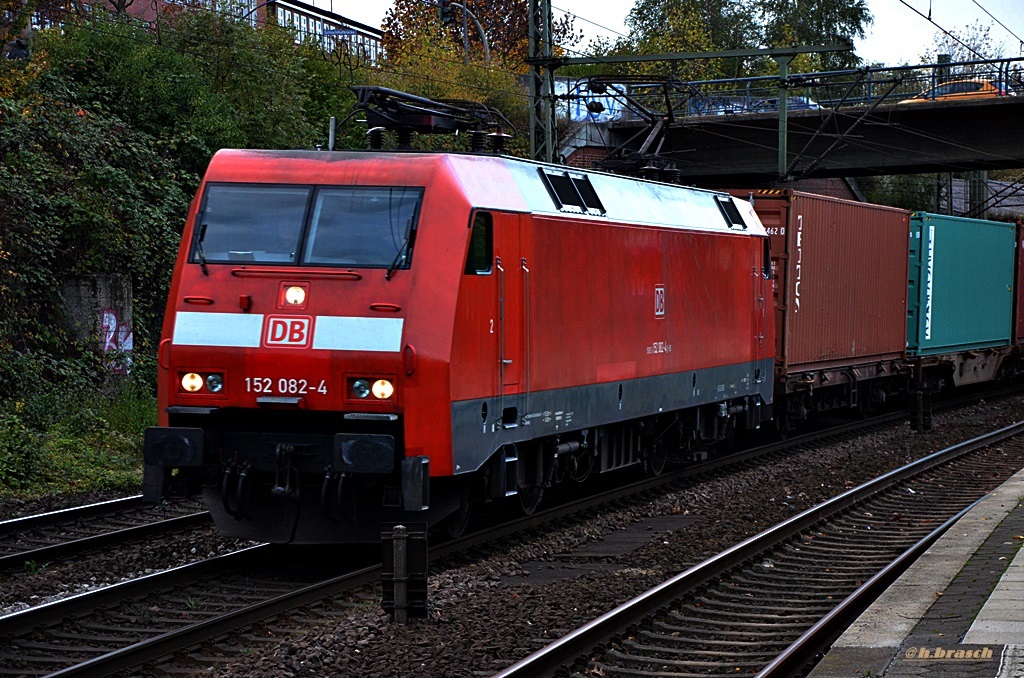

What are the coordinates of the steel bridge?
(564, 57, 1024, 186)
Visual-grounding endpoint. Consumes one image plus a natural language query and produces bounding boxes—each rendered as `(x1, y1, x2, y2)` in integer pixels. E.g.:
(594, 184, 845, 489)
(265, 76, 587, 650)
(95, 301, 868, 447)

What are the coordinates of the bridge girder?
(600, 97, 1024, 186)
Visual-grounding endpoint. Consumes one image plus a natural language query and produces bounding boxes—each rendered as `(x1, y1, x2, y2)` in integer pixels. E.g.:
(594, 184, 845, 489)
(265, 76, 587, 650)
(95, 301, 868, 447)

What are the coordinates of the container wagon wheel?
(774, 411, 791, 440)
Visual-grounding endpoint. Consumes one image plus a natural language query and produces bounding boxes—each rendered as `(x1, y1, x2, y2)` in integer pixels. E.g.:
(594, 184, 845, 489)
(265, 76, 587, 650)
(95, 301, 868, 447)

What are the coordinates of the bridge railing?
(815, 57, 1023, 107)
(596, 56, 1024, 124)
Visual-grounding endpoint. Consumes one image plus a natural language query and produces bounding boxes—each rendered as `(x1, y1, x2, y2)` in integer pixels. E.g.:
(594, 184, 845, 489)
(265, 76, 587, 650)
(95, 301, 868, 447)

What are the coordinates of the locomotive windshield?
(191, 183, 423, 268)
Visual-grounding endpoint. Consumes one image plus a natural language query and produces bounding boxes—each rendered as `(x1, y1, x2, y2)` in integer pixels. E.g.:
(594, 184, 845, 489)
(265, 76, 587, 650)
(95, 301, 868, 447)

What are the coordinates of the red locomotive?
(143, 148, 775, 542)
(141, 87, 1024, 543)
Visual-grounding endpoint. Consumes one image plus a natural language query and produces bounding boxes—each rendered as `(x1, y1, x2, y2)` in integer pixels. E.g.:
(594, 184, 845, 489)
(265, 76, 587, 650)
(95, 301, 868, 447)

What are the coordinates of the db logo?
(654, 285, 666, 319)
(263, 316, 313, 348)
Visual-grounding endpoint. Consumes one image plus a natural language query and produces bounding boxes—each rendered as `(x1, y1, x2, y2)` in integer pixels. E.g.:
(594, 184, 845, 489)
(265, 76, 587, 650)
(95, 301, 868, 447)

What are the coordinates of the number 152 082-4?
(245, 377, 328, 395)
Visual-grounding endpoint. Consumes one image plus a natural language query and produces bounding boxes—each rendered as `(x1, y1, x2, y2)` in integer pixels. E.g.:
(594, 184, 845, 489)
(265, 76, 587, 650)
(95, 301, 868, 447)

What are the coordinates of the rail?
(0, 496, 142, 534)
(5, 387, 1021, 675)
(494, 420, 1024, 677)
(0, 512, 212, 570)
(0, 408, 915, 676)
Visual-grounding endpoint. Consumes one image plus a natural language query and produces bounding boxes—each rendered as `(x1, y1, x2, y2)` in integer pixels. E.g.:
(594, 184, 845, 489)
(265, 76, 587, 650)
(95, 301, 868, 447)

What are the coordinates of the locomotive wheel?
(441, 484, 474, 539)
(643, 443, 667, 477)
(517, 485, 544, 516)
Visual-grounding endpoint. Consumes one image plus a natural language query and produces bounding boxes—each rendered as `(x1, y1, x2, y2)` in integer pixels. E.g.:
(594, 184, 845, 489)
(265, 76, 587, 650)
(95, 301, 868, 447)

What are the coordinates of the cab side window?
(465, 212, 493, 275)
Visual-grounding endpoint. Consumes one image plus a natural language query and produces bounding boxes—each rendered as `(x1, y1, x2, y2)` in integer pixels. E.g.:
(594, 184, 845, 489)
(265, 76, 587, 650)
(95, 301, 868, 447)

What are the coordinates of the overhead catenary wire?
(811, 107, 1022, 175)
(651, 84, 1020, 178)
(971, 0, 1024, 55)
(563, 53, 1023, 178)
(774, 93, 1024, 175)
(896, 0, 987, 59)
(550, 2, 629, 42)
(964, 172, 1024, 217)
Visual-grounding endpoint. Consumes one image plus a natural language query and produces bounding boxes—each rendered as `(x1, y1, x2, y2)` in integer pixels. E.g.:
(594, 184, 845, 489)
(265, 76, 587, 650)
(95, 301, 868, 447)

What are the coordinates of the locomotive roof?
(205, 149, 766, 236)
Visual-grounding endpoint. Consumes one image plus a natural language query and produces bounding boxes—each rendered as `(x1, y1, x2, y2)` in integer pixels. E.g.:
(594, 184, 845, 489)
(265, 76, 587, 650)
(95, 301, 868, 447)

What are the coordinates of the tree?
(37, 11, 356, 176)
(921, 20, 1004, 64)
(382, 0, 581, 69)
(624, 3, 717, 81)
(1, 9, 363, 368)
(619, 0, 871, 76)
(621, 0, 760, 79)
(0, 76, 189, 361)
(756, 0, 871, 70)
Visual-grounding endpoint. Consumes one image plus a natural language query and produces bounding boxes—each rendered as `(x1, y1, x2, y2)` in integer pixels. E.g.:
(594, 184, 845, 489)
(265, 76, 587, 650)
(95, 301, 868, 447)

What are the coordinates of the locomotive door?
(754, 236, 770, 383)
(493, 211, 526, 424)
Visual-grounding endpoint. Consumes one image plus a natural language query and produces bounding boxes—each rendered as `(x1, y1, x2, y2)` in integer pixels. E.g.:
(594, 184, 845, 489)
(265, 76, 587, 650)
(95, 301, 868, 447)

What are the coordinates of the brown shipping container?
(728, 189, 911, 380)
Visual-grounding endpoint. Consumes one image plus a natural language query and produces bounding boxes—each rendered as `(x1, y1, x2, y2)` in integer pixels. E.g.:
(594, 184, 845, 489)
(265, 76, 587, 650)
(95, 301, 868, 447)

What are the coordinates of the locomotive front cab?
(144, 156, 463, 543)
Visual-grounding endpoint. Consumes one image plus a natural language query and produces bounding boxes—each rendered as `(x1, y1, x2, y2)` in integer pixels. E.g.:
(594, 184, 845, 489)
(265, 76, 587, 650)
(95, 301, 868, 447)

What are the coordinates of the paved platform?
(810, 468, 1024, 677)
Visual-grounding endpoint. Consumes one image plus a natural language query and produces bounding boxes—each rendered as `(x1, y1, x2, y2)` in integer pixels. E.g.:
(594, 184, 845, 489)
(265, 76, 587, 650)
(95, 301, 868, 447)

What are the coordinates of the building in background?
(239, 0, 383, 61)
(5, 0, 383, 62)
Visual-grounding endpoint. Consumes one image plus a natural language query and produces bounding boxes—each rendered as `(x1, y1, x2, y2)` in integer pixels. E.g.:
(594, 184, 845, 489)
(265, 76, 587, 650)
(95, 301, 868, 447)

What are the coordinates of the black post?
(393, 525, 408, 624)
(911, 390, 933, 433)
(381, 523, 428, 622)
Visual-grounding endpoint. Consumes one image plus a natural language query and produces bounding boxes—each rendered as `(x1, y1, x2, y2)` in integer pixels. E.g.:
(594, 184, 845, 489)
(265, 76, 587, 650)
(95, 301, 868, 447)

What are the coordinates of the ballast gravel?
(204, 398, 1024, 677)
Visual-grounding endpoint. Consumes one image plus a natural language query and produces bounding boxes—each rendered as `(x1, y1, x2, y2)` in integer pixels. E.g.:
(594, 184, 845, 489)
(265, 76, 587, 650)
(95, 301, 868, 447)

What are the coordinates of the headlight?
(284, 285, 306, 305)
(206, 374, 224, 393)
(372, 379, 394, 399)
(181, 373, 203, 393)
(352, 379, 371, 398)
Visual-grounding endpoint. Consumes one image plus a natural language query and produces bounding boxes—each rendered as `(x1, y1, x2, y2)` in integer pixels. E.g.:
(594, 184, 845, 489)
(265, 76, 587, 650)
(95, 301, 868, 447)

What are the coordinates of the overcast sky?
(327, 0, 1024, 66)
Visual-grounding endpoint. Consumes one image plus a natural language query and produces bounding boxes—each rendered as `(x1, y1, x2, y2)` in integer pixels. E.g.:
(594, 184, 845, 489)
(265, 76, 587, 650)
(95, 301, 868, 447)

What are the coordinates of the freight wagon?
(907, 212, 1017, 388)
(728, 189, 912, 428)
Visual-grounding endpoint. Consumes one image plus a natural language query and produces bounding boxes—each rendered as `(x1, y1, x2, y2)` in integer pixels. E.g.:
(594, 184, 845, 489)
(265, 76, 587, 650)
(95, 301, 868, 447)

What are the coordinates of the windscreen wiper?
(196, 223, 209, 276)
(385, 220, 417, 281)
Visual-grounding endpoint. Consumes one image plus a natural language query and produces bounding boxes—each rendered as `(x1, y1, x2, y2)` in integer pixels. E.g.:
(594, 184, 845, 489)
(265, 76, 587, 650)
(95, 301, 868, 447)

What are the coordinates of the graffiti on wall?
(101, 307, 133, 374)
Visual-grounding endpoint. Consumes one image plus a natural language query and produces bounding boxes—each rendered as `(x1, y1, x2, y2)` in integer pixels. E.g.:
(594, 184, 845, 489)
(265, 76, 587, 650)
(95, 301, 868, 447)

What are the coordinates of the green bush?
(0, 10, 360, 500)
(0, 413, 36, 489)
(0, 352, 155, 498)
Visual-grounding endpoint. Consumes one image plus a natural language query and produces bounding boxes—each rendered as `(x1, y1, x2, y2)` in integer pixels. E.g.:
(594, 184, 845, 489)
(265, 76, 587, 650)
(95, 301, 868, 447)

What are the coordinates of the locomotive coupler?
(221, 462, 253, 521)
(320, 467, 355, 523)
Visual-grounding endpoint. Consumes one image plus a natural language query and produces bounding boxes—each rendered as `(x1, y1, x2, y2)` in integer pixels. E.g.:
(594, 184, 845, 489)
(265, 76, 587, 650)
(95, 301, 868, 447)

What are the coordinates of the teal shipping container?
(907, 212, 1016, 356)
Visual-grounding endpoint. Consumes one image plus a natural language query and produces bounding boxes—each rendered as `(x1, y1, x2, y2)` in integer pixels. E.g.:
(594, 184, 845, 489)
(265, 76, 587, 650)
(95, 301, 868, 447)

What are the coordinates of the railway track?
(0, 543, 387, 676)
(0, 496, 210, 572)
(495, 421, 1024, 678)
(1, 389, 1019, 676)
(0, 410, 907, 676)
